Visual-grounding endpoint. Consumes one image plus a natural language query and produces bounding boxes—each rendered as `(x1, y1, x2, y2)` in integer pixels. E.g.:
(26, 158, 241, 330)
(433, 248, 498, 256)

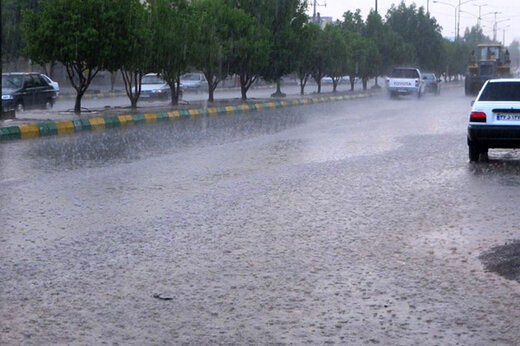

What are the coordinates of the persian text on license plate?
(496, 113, 520, 121)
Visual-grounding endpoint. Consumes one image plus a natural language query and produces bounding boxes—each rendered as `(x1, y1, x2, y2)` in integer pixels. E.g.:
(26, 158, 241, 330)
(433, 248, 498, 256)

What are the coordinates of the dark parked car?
(422, 73, 441, 95)
(2, 73, 57, 111)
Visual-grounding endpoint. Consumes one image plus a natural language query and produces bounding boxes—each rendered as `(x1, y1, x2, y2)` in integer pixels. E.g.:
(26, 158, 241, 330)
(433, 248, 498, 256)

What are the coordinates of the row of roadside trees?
(9, 0, 501, 113)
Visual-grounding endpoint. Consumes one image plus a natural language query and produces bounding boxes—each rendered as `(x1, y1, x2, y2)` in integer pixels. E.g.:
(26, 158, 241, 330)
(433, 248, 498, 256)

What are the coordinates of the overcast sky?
(308, 0, 520, 45)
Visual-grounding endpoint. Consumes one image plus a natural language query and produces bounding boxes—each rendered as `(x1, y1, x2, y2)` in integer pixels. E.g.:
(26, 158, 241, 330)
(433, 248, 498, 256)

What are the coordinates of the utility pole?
(474, 3, 487, 27)
(457, 0, 461, 40)
(427, 0, 430, 14)
(493, 11, 497, 41)
(312, 0, 326, 23)
(375, 0, 378, 13)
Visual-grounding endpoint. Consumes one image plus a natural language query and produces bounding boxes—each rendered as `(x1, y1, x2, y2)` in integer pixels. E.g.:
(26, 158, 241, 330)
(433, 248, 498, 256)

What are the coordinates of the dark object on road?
(479, 240, 520, 283)
(422, 73, 441, 95)
(467, 79, 520, 161)
(465, 44, 511, 96)
(152, 293, 173, 301)
(2, 73, 57, 112)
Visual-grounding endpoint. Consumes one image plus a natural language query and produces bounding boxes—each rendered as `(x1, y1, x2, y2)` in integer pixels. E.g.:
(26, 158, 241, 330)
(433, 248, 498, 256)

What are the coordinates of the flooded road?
(1, 88, 520, 344)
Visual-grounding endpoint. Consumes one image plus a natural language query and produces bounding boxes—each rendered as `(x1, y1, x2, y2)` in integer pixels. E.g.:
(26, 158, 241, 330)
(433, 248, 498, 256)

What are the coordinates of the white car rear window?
(479, 82, 520, 102)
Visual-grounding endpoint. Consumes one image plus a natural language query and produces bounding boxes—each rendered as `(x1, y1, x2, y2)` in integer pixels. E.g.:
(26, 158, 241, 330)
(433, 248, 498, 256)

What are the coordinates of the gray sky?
(308, 0, 520, 45)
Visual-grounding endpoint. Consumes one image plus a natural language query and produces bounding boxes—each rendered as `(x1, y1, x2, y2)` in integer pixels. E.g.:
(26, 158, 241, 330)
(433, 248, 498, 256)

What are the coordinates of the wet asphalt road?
(1, 88, 520, 344)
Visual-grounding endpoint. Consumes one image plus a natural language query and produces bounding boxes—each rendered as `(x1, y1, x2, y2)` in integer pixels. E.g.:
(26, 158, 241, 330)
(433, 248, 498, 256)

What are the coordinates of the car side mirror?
(471, 100, 475, 107)
(437, 79, 442, 83)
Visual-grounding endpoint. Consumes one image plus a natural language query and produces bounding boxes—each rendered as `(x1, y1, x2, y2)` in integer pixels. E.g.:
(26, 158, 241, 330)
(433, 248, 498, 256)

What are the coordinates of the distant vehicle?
(180, 73, 207, 90)
(467, 79, 520, 161)
(41, 74, 60, 96)
(386, 67, 424, 98)
(422, 73, 441, 95)
(139, 73, 170, 100)
(341, 76, 359, 84)
(465, 43, 511, 96)
(1, 72, 57, 111)
(321, 76, 333, 84)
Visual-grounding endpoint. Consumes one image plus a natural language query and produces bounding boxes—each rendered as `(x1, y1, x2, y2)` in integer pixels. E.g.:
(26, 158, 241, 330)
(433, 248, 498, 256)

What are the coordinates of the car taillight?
(415, 79, 419, 87)
(470, 111, 487, 122)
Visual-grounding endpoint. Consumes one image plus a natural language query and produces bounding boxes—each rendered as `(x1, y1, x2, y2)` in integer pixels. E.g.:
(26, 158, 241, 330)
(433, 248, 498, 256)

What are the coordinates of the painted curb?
(1, 92, 376, 142)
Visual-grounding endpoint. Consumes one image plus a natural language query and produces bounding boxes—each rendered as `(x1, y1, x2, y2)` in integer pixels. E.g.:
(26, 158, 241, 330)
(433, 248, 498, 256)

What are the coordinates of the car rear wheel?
(468, 141, 480, 162)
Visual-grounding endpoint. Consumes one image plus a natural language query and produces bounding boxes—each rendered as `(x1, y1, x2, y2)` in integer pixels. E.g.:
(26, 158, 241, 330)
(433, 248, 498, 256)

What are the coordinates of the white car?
(386, 67, 424, 98)
(180, 73, 207, 90)
(139, 73, 170, 100)
(467, 79, 520, 161)
(41, 74, 60, 96)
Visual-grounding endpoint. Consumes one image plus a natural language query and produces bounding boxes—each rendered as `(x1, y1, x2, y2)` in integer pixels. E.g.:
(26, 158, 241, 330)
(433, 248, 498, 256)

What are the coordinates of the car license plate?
(398, 89, 407, 93)
(496, 113, 520, 121)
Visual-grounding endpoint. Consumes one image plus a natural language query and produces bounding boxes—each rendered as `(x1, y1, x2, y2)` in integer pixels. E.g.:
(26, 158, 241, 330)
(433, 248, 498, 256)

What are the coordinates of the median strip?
(0, 92, 375, 142)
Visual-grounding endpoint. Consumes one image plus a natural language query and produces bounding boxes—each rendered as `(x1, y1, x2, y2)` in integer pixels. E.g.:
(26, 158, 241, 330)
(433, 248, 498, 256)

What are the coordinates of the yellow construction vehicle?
(465, 43, 511, 96)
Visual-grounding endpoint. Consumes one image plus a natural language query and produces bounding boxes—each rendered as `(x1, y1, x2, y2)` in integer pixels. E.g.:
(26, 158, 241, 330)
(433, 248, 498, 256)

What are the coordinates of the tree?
(509, 40, 520, 69)
(386, 2, 443, 72)
(357, 38, 381, 90)
(257, 0, 308, 97)
(1, 0, 39, 67)
(293, 22, 320, 95)
(149, 0, 190, 105)
(23, 0, 135, 114)
(310, 28, 329, 94)
(322, 24, 349, 93)
(119, 0, 151, 109)
(190, 0, 244, 103)
(226, 9, 271, 101)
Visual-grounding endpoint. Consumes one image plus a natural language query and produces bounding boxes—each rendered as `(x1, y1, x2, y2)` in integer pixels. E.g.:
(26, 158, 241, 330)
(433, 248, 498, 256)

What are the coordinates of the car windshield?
(2, 75, 24, 89)
(391, 69, 419, 78)
(142, 75, 164, 84)
(182, 74, 201, 81)
(479, 82, 520, 102)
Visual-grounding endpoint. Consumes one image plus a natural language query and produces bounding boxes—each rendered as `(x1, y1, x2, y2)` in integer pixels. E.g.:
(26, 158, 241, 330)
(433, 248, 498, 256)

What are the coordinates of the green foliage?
(118, 0, 151, 108)
(386, 2, 443, 72)
(509, 40, 520, 68)
(257, 0, 308, 84)
(293, 21, 321, 94)
(1, 0, 39, 64)
(322, 25, 349, 92)
(22, 0, 140, 113)
(190, 0, 250, 102)
(225, 1, 272, 100)
(148, 0, 190, 104)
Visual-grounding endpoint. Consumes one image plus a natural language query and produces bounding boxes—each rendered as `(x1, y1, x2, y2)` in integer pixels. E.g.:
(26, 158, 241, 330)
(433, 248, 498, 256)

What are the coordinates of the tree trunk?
(240, 84, 247, 101)
(74, 92, 84, 114)
(300, 79, 305, 95)
(110, 71, 118, 92)
(317, 79, 322, 94)
(350, 75, 355, 91)
(332, 79, 338, 93)
(271, 79, 286, 97)
(362, 77, 368, 90)
(208, 84, 215, 102)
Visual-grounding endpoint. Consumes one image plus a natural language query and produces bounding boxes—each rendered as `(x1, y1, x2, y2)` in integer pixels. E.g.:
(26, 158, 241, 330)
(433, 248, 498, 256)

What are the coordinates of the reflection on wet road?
(1, 89, 520, 344)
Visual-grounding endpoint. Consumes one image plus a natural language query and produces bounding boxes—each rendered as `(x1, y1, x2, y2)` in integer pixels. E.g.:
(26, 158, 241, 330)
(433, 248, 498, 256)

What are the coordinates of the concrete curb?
(1, 92, 377, 141)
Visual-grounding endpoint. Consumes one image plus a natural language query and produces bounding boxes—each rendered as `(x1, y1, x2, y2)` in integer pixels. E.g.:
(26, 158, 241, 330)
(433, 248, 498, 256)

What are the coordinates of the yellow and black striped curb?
(1, 92, 375, 141)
